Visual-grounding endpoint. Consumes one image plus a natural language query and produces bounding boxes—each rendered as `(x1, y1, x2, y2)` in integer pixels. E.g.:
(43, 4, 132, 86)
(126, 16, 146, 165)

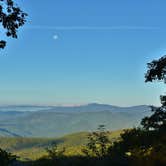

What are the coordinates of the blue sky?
(0, 0, 166, 106)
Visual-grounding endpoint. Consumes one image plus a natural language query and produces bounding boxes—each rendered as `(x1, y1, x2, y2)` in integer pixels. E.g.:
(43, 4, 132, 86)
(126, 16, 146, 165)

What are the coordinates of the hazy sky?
(0, 0, 166, 106)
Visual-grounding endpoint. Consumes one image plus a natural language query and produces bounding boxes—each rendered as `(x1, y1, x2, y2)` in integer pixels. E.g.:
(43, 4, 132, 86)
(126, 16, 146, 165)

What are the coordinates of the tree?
(0, 1, 26, 164)
(46, 142, 65, 165)
(0, 0, 27, 49)
(82, 125, 111, 158)
(141, 106, 166, 131)
(108, 55, 166, 166)
(0, 148, 17, 166)
(145, 55, 166, 83)
(143, 55, 166, 132)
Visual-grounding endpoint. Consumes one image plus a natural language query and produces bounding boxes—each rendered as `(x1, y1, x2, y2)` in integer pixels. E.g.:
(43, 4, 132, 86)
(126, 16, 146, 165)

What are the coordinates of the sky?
(0, 0, 166, 106)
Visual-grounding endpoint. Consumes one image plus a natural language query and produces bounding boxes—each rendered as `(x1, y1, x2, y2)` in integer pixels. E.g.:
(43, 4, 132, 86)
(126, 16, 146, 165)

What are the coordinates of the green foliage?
(144, 55, 166, 131)
(145, 55, 166, 82)
(46, 143, 65, 160)
(0, 130, 122, 160)
(0, 148, 17, 166)
(0, 0, 27, 49)
(107, 55, 166, 166)
(82, 125, 111, 158)
(141, 106, 166, 131)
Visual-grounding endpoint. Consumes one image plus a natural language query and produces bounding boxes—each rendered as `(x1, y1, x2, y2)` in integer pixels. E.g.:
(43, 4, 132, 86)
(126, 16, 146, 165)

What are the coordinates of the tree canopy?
(0, 0, 27, 49)
(144, 55, 166, 131)
(145, 55, 166, 83)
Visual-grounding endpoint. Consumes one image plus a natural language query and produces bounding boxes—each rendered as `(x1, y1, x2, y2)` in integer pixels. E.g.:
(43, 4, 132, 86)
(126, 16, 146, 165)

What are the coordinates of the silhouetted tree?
(143, 55, 166, 132)
(0, 0, 27, 49)
(0, 1, 27, 164)
(0, 148, 17, 166)
(141, 106, 166, 131)
(107, 55, 166, 166)
(145, 55, 166, 82)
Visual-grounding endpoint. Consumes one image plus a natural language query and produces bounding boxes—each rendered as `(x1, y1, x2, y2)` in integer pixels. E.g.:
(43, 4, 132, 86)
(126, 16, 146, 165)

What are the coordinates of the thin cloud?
(26, 25, 160, 31)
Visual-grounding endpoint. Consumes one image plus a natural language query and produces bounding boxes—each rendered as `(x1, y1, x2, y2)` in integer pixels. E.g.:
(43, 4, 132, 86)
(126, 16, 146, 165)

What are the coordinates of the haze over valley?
(0, 103, 150, 137)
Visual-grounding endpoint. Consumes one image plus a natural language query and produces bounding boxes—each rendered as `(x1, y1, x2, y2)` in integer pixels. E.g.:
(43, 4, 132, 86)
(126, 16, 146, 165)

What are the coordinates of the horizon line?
(0, 103, 152, 108)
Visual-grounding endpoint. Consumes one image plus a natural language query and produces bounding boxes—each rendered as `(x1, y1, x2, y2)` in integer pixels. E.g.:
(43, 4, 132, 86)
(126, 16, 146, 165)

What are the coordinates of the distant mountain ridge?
(0, 103, 151, 137)
(0, 103, 148, 112)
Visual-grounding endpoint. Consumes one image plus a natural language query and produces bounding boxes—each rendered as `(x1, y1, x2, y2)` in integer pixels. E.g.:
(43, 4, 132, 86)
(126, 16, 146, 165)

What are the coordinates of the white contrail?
(25, 25, 160, 31)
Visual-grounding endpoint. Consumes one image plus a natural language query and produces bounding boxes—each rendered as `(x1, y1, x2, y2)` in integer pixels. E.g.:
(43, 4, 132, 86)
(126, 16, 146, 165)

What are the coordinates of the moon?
(53, 34, 59, 40)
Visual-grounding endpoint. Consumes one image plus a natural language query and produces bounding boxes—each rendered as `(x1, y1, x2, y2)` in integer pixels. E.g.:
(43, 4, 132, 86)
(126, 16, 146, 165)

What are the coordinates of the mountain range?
(0, 103, 151, 137)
